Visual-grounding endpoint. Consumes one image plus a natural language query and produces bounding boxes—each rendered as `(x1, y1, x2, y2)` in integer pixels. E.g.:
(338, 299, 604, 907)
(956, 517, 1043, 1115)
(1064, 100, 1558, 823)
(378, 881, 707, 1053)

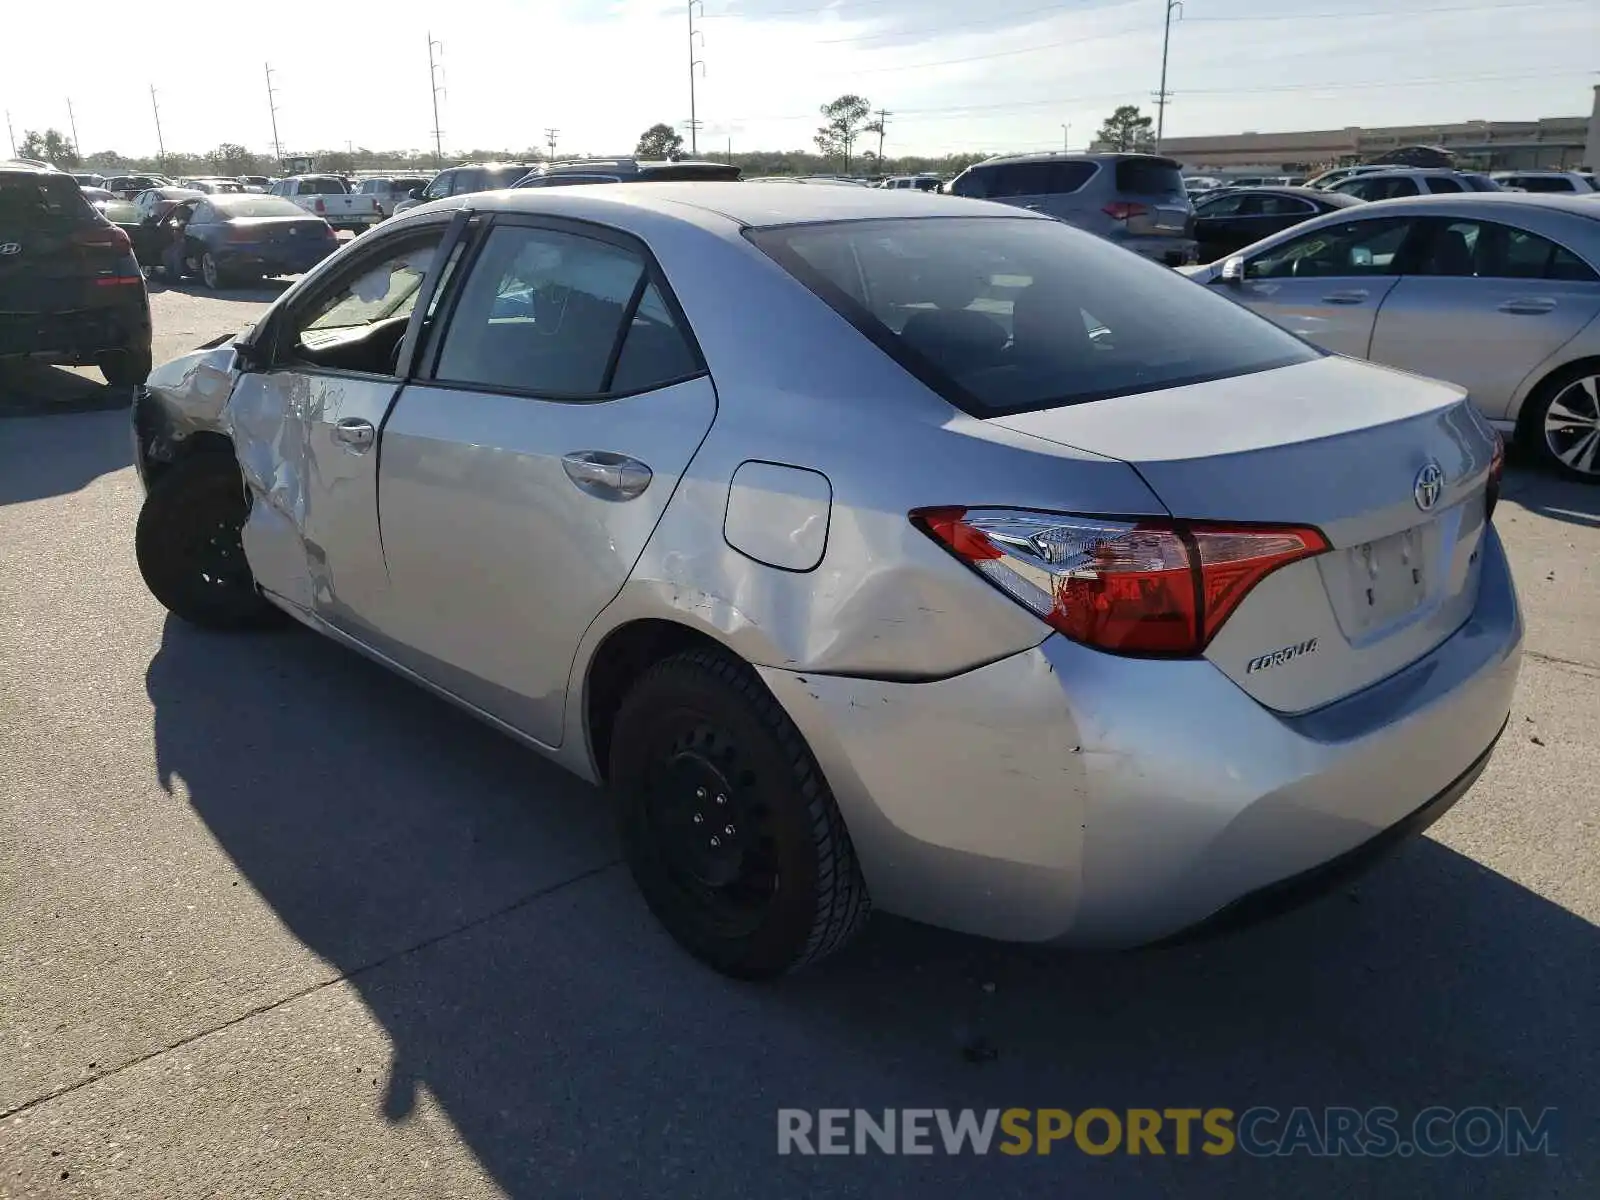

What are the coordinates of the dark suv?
(390, 163, 537, 217)
(1, 162, 152, 386)
(945, 152, 1197, 266)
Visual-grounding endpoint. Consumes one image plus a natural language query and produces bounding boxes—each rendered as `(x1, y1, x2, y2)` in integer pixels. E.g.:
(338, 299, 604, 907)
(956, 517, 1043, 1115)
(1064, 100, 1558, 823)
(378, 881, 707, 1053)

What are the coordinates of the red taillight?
(1486, 430, 1505, 521)
(1102, 201, 1149, 221)
(313, 198, 326, 214)
(74, 224, 132, 253)
(914, 507, 1329, 656)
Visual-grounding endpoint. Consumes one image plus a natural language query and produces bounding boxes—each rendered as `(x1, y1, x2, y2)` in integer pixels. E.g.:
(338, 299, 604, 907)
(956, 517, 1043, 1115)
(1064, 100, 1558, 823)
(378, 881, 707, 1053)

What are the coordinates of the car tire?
(609, 647, 870, 979)
(134, 452, 287, 631)
(99, 345, 153, 388)
(1521, 362, 1600, 484)
(200, 252, 227, 290)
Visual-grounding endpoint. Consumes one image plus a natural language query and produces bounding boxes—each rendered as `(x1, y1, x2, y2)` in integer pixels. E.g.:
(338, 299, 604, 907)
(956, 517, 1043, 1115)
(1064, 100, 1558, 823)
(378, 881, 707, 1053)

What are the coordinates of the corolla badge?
(1413, 462, 1445, 512)
(0, 243, 21, 256)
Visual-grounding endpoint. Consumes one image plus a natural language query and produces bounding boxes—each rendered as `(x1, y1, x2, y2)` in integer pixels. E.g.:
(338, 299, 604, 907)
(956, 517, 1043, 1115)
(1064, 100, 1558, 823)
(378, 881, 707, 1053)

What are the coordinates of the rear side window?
(1425, 176, 1464, 194)
(986, 161, 1095, 198)
(0, 175, 93, 225)
(749, 216, 1316, 416)
(1114, 159, 1185, 197)
(433, 226, 700, 397)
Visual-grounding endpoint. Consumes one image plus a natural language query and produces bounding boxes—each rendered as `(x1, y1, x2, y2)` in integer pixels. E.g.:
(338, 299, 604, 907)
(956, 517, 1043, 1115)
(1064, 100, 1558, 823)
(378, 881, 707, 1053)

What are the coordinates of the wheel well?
(142, 429, 235, 490)
(585, 619, 730, 781)
(1515, 356, 1600, 446)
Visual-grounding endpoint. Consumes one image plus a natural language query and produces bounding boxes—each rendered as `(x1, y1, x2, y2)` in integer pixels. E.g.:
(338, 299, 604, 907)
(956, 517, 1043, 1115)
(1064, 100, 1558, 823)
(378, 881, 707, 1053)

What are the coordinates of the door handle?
(1498, 298, 1556, 315)
(1321, 290, 1369, 304)
(561, 451, 652, 501)
(333, 417, 376, 451)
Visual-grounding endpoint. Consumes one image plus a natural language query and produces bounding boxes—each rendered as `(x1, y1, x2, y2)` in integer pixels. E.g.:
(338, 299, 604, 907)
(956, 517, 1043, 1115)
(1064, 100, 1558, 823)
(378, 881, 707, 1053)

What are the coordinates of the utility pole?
(1154, 0, 1182, 152)
(727, 135, 732, 165)
(687, 0, 705, 155)
(874, 108, 891, 162)
(150, 85, 166, 167)
(4, 110, 15, 158)
(265, 63, 283, 165)
(545, 128, 560, 161)
(427, 33, 446, 167)
(1061, 123, 1070, 152)
(66, 99, 80, 155)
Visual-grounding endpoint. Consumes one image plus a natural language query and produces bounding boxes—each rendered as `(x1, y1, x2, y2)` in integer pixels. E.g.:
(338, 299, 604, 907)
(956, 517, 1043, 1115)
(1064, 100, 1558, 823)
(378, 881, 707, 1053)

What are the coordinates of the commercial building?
(1150, 87, 1598, 174)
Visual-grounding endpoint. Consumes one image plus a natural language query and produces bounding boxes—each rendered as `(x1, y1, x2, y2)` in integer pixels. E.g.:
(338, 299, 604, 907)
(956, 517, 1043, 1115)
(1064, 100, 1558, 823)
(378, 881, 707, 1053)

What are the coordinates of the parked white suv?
(1332, 170, 1502, 200)
(1491, 171, 1599, 194)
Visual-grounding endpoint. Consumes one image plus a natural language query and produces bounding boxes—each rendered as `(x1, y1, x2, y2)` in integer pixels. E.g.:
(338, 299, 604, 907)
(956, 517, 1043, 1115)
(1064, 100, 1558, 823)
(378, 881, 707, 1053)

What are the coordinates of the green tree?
(1095, 105, 1154, 153)
(635, 123, 685, 159)
(206, 143, 257, 174)
(83, 150, 128, 171)
(814, 94, 872, 172)
(18, 128, 79, 167)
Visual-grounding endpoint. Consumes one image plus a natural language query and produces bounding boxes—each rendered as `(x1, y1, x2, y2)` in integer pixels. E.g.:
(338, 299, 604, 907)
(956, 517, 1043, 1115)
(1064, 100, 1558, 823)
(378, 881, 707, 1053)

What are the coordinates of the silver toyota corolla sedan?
(1183, 194, 1600, 482)
(131, 184, 1522, 978)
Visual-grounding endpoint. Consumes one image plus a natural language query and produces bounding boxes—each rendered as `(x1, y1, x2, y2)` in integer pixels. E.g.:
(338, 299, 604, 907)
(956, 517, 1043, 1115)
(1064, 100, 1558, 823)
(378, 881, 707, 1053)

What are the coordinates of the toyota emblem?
(1413, 462, 1445, 512)
(0, 242, 20, 256)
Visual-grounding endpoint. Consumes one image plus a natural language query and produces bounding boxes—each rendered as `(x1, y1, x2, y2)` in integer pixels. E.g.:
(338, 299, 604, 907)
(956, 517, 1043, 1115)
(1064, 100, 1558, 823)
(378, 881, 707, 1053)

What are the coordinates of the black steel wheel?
(134, 452, 286, 631)
(610, 648, 870, 978)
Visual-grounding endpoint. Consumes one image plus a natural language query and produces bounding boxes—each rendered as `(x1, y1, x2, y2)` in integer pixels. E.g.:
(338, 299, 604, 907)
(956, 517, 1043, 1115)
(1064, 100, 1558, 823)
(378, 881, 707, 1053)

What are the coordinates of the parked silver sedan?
(1185, 194, 1600, 481)
(132, 184, 1521, 977)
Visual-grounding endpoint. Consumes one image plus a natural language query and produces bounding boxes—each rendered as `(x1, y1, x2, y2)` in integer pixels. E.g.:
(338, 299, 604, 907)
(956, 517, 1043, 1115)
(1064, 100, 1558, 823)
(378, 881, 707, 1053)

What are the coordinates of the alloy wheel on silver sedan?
(1541, 372, 1600, 481)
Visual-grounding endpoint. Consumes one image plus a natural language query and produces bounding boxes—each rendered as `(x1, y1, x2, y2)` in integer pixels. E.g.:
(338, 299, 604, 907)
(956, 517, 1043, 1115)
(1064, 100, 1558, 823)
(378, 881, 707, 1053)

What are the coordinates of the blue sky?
(5, 0, 1595, 159)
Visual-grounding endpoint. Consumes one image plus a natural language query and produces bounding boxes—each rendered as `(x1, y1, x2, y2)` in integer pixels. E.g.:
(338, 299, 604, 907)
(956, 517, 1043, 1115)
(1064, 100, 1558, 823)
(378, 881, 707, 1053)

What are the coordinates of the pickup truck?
(267, 175, 382, 232)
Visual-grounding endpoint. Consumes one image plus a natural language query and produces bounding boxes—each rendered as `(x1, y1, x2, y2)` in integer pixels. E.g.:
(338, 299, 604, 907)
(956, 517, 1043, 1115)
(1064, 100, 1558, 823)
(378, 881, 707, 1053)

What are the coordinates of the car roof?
(972, 151, 1178, 168)
(1346, 192, 1600, 218)
(468, 180, 1033, 228)
(1206, 185, 1355, 202)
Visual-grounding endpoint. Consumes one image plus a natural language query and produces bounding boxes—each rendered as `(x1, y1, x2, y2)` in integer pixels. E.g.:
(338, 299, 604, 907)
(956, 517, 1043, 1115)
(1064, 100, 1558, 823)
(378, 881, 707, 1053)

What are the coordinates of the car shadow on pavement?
(1501, 463, 1600, 529)
(145, 617, 1596, 1200)
(0, 359, 131, 419)
(0, 406, 135, 505)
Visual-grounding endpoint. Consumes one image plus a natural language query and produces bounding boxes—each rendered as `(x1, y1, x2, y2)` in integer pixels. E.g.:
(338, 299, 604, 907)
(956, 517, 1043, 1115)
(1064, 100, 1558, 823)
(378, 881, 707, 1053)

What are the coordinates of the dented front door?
(227, 222, 453, 629)
(228, 369, 400, 624)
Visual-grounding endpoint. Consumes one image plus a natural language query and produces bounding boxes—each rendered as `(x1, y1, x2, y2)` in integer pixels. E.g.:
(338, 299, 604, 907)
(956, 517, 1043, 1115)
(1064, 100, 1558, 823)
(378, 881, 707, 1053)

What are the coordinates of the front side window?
(1246, 218, 1414, 280)
(1424, 176, 1464, 194)
(301, 239, 440, 335)
(422, 172, 452, 200)
(750, 215, 1316, 417)
(433, 225, 699, 397)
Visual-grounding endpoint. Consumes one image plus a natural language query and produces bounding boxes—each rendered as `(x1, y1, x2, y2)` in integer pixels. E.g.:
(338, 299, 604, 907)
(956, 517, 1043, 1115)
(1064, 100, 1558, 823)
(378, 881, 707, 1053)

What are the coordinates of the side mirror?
(233, 335, 268, 372)
(408, 188, 422, 200)
(1219, 256, 1246, 285)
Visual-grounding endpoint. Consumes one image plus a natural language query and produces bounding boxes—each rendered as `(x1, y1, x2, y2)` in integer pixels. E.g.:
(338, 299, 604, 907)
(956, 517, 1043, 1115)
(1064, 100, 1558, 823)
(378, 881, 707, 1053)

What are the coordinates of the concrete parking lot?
(1, 282, 1596, 1198)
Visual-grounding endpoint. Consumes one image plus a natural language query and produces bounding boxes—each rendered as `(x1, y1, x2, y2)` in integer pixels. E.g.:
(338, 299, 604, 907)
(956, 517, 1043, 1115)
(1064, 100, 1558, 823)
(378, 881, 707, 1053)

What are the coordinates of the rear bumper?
(1113, 234, 1199, 266)
(757, 525, 1522, 946)
(0, 300, 151, 363)
(216, 246, 334, 275)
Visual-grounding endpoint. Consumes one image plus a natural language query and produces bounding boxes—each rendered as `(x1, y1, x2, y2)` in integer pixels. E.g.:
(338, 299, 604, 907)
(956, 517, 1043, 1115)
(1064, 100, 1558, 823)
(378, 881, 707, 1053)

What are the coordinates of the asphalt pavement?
(1, 282, 1596, 1198)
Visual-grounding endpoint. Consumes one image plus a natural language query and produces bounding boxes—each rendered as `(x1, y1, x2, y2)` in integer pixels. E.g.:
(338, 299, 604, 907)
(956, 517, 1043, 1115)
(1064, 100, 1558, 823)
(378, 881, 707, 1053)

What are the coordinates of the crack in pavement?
(1523, 649, 1600, 677)
(0, 859, 623, 1124)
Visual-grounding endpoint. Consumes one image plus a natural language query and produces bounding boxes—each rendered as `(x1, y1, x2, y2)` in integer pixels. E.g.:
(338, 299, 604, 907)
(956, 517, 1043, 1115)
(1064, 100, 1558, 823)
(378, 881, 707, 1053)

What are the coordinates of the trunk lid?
(231, 217, 329, 247)
(991, 355, 1499, 712)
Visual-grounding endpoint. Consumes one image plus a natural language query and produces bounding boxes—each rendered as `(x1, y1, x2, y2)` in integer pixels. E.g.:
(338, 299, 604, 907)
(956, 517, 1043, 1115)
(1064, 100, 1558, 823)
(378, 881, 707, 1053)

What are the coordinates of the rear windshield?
(748, 216, 1317, 416)
(0, 175, 93, 225)
(297, 177, 349, 194)
(483, 166, 532, 189)
(210, 195, 307, 218)
(1114, 158, 1186, 196)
